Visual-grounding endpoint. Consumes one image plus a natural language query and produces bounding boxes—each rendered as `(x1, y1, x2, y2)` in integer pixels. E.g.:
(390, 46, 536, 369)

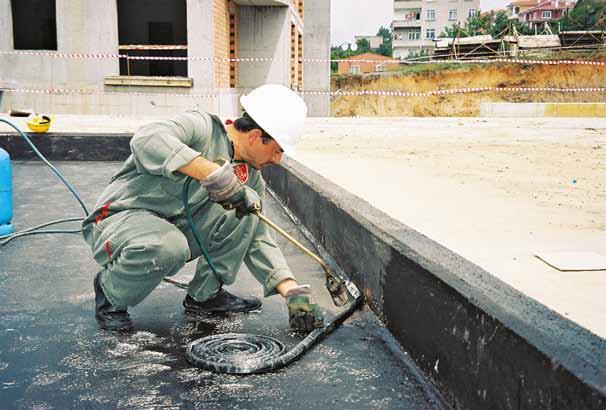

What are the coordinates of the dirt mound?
(331, 60, 606, 116)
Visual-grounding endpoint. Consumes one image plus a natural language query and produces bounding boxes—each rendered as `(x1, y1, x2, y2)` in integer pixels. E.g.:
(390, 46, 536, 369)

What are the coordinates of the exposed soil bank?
(331, 61, 606, 116)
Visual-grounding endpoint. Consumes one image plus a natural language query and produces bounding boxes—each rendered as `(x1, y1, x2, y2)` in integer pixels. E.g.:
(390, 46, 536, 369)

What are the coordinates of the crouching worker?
(82, 84, 324, 333)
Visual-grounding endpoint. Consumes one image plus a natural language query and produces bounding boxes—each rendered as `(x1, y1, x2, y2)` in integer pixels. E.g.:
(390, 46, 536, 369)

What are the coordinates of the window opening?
(117, 0, 188, 77)
(11, 0, 57, 50)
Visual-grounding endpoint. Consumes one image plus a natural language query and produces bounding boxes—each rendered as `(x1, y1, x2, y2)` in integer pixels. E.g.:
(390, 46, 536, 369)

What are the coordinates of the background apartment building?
(392, 0, 481, 58)
(0, 0, 330, 117)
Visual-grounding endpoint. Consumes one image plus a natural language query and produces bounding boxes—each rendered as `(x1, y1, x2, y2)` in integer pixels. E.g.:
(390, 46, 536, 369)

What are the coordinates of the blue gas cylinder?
(0, 147, 14, 236)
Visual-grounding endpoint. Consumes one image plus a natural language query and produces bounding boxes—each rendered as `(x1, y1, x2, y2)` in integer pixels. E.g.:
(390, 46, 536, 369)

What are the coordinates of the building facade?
(392, 0, 481, 58)
(517, 0, 575, 31)
(507, 0, 540, 20)
(0, 0, 331, 117)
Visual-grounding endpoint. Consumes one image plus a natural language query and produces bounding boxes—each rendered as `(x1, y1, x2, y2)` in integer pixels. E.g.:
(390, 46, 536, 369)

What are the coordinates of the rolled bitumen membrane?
(0, 161, 444, 409)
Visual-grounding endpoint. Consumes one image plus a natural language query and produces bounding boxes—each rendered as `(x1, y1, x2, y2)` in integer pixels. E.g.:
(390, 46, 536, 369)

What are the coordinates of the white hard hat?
(240, 84, 307, 154)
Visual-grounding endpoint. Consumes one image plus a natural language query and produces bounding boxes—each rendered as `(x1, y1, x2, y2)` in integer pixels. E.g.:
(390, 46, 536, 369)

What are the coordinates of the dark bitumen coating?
(0, 161, 446, 410)
(0, 133, 132, 161)
(263, 159, 606, 410)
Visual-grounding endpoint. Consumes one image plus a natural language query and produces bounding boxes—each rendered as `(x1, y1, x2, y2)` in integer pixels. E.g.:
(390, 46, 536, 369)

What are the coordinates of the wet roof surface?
(0, 161, 444, 409)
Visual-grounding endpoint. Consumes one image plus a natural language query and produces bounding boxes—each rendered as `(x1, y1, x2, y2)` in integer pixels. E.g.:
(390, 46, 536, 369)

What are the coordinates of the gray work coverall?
(82, 111, 294, 309)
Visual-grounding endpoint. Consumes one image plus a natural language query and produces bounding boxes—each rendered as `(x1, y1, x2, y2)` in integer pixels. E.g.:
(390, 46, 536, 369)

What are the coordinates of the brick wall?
(290, 23, 297, 88)
(229, 4, 237, 88)
(213, 0, 233, 88)
(290, 24, 303, 90)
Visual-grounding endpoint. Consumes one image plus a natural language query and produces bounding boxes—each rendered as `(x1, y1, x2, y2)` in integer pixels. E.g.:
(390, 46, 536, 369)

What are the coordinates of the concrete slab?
(0, 161, 444, 410)
(294, 117, 606, 340)
(481, 102, 606, 117)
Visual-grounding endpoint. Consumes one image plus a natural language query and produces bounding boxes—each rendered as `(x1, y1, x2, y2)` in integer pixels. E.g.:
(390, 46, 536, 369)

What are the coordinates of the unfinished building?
(0, 0, 330, 116)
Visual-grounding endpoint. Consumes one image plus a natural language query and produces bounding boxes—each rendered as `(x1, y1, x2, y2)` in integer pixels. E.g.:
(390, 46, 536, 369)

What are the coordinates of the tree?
(355, 38, 371, 53)
(440, 22, 465, 38)
(376, 26, 393, 57)
(510, 19, 534, 35)
(439, 13, 491, 38)
(330, 46, 348, 73)
(329, 38, 369, 74)
(560, 0, 606, 30)
(466, 12, 493, 36)
(490, 11, 510, 37)
(377, 26, 391, 41)
(330, 25, 394, 74)
(439, 11, 534, 38)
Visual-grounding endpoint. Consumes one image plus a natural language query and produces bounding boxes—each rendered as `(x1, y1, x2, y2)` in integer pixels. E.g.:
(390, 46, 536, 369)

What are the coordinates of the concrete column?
(237, 6, 290, 89)
(0, 2, 13, 51)
(55, 1, 119, 88)
(303, 0, 331, 117)
(187, 0, 215, 90)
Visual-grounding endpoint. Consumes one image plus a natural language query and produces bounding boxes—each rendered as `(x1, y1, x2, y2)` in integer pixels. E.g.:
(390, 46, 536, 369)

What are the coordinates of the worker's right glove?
(285, 285, 324, 332)
(200, 159, 261, 218)
(222, 185, 261, 218)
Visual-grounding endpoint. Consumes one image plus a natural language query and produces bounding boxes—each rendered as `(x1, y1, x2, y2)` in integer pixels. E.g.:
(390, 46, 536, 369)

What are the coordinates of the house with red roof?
(336, 52, 399, 75)
(516, 0, 576, 30)
(507, 0, 541, 20)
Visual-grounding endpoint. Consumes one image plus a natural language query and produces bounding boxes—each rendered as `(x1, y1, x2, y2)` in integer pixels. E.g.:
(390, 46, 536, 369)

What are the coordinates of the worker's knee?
(209, 214, 258, 250)
(123, 230, 189, 276)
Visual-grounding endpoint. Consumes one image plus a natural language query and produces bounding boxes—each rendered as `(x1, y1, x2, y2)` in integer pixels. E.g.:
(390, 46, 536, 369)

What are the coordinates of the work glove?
(285, 285, 324, 332)
(222, 185, 262, 218)
(200, 159, 261, 218)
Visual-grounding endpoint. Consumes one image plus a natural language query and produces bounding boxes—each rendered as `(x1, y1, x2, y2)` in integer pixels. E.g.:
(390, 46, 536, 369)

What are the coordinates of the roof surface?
(340, 52, 394, 61)
(509, 0, 540, 7)
(0, 161, 443, 409)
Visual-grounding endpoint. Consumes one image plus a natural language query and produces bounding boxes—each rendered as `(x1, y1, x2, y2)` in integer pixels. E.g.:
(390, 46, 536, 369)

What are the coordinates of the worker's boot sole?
(183, 289, 262, 314)
(95, 312, 134, 332)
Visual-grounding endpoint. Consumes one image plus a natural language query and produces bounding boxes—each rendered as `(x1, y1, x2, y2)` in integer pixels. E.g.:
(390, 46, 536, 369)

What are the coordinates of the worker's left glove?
(285, 285, 324, 332)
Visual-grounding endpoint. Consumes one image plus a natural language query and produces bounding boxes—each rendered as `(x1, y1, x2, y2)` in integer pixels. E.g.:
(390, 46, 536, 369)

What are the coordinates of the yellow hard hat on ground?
(26, 114, 52, 133)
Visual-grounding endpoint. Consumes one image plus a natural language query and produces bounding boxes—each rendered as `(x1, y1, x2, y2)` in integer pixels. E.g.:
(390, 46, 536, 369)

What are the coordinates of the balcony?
(392, 19, 422, 29)
(231, 0, 291, 6)
(394, 0, 423, 9)
(393, 39, 434, 48)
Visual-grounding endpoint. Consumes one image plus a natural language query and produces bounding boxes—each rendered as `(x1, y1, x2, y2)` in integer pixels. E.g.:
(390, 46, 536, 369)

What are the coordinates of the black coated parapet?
(262, 158, 606, 410)
(0, 133, 132, 161)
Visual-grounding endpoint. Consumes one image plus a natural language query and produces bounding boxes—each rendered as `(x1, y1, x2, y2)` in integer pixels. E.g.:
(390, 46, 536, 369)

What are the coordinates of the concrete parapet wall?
(481, 102, 606, 117)
(0, 89, 240, 118)
(262, 159, 606, 410)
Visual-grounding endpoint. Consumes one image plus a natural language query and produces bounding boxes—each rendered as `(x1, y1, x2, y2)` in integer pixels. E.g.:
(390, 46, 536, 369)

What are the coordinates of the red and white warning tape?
(5, 88, 215, 99)
(4, 86, 606, 99)
(1, 50, 605, 66)
(308, 87, 606, 97)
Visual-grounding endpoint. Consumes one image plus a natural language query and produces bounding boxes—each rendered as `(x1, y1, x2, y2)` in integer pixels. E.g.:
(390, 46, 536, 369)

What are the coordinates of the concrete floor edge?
(262, 158, 606, 410)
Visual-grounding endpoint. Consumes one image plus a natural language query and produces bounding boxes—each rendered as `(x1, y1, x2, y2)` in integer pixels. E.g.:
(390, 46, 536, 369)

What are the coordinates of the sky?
(330, 0, 510, 46)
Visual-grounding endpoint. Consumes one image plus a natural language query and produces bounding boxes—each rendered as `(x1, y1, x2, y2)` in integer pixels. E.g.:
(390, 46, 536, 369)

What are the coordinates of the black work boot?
(183, 288, 262, 314)
(94, 272, 134, 331)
